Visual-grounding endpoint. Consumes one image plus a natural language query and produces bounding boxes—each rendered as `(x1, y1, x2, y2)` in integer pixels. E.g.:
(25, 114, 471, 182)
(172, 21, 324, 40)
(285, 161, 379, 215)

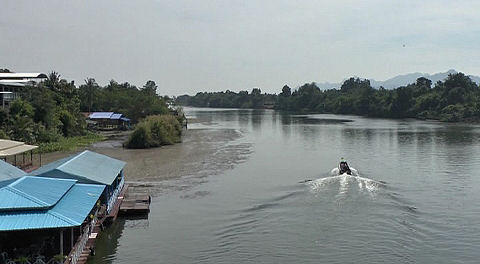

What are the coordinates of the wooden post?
(23, 152, 25, 166)
(14, 155, 16, 166)
(60, 229, 64, 255)
(40, 153, 42, 166)
(30, 151, 33, 166)
(71, 228, 74, 249)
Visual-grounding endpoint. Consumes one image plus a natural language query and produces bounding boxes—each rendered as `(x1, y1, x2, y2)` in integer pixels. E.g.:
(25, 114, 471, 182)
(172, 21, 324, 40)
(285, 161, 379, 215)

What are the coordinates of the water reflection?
(90, 108, 480, 264)
(87, 219, 126, 264)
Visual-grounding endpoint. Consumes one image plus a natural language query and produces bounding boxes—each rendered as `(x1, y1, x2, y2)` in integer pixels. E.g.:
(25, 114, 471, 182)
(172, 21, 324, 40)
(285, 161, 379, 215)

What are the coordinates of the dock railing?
(68, 209, 99, 264)
(69, 224, 90, 264)
(107, 177, 124, 214)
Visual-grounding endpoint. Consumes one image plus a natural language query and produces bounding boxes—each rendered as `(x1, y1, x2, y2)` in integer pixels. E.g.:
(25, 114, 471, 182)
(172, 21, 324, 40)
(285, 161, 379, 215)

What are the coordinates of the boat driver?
(339, 158, 351, 175)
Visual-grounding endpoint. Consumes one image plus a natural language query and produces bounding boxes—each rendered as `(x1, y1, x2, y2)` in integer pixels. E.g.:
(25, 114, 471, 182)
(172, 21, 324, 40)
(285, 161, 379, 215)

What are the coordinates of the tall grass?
(37, 133, 106, 153)
(125, 115, 182, 149)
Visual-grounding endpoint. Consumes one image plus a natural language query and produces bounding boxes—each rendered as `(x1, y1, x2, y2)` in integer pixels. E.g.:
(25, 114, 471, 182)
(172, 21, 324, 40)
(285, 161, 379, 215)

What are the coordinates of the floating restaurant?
(0, 176, 104, 264)
(0, 150, 134, 264)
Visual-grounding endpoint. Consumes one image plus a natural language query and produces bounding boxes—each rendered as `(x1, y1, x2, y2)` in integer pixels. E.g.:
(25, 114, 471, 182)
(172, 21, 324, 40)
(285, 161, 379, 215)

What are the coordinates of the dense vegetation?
(0, 71, 171, 151)
(176, 73, 480, 122)
(125, 115, 182, 149)
(78, 79, 169, 122)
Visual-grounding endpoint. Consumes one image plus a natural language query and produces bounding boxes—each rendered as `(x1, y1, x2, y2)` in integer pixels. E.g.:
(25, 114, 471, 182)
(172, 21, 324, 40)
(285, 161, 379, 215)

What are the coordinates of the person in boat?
(339, 158, 352, 175)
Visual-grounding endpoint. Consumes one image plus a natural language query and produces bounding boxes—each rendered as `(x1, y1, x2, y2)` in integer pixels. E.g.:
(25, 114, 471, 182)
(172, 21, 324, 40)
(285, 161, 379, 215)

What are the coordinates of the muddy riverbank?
(39, 121, 252, 196)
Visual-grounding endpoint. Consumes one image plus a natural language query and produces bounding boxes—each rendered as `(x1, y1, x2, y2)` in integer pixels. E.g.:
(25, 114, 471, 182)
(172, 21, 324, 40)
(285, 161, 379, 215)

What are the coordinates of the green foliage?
(176, 73, 480, 122)
(37, 133, 105, 153)
(126, 115, 182, 149)
(0, 129, 8, 139)
(79, 80, 169, 123)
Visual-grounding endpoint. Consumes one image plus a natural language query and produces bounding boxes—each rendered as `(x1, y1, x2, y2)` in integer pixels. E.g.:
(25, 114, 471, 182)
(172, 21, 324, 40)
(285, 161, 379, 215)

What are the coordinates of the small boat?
(331, 167, 358, 176)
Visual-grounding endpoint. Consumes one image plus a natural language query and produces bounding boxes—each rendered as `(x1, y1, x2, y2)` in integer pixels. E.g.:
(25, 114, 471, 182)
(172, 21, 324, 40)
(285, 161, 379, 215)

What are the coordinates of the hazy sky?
(1, 0, 479, 96)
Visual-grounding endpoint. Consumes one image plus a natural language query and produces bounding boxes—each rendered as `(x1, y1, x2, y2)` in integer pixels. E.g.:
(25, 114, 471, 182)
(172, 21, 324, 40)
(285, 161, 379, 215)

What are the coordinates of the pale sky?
(1, 0, 479, 96)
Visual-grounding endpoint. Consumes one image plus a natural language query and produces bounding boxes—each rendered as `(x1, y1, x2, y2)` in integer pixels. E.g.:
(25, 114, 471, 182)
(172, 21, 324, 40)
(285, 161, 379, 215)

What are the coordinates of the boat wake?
(307, 169, 384, 198)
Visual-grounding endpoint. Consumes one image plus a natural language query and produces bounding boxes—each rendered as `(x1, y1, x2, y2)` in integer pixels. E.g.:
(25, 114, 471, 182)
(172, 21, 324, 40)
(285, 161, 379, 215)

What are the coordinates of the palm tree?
(83, 78, 99, 112)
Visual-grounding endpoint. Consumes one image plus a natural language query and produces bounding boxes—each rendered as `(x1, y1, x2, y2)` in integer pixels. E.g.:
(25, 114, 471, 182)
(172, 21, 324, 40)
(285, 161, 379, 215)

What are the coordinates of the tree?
(142, 80, 158, 97)
(280, 85, 291, 97)
(44, 71, 61, 92)
(79, 78, 99, 112)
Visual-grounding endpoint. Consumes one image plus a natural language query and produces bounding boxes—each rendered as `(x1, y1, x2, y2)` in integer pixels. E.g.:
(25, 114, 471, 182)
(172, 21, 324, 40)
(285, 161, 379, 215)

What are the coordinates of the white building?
(0, 72, 47, 109)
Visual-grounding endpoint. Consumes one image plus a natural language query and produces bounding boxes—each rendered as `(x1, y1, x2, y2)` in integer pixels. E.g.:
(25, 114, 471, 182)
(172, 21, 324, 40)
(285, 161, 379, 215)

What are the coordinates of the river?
(86, 107, 480, 264)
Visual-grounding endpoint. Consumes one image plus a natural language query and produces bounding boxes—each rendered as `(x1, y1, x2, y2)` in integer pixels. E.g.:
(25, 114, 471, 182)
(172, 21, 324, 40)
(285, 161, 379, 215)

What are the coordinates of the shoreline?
(39, 124, 251, 197)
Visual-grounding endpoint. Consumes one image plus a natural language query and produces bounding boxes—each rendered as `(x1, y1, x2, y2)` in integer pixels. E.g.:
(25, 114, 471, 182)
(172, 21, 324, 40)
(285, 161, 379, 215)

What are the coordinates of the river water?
(88, 108, 480, 264)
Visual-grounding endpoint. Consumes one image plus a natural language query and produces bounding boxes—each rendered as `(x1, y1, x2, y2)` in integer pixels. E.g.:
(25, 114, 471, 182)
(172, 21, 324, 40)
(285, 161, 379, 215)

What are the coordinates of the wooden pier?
(119, 187, 151, 216)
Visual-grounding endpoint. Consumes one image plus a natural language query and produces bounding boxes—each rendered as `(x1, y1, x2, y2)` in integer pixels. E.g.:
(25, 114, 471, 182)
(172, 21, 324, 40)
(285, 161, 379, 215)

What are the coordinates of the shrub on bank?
(125, 115, 182, 149)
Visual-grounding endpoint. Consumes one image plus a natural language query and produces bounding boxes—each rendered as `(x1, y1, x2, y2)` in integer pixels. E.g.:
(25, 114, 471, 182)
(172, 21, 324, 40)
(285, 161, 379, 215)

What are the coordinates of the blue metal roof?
(110, 113, 123, 120)
(0, 183, 105, 231)
(32, 150, 126, 185)
(0, 176, 76, 211)
(0, 159, 26, 184)
(120, 117, 130, 122)
(89, 112, 114, 119)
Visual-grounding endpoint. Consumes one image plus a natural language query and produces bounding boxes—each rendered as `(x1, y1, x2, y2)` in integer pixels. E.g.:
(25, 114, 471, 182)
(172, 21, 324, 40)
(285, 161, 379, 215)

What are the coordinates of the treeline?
(0, 71, 170, 146)
(176, 72, 480, 122)
(79, 79, 169, 122)
(176, 88, 276, 109)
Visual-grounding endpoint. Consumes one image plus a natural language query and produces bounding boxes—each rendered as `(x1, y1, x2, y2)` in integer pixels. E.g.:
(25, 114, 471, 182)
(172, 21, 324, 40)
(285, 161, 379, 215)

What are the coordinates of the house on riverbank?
(0, 72, 47, 109)
(86, 112, 131, 131)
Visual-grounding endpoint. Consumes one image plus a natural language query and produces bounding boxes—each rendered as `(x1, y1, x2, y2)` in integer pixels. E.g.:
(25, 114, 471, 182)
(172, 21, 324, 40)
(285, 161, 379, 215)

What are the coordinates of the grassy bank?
(36, 133, 106, 153)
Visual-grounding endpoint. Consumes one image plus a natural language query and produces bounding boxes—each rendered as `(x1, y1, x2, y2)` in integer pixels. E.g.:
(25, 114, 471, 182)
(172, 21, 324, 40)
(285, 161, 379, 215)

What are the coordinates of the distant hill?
(314, 70, 480, 90)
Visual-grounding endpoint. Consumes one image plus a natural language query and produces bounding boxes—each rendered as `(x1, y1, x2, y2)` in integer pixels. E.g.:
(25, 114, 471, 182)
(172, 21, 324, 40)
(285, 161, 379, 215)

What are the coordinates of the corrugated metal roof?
(0, 144, 38, 157)
(89, 112, 114, 119)
(0, 139, 24, 150)
(120, 117, 130, 122)
(0, 176, 76, 211)
(32, 150, 126, 185)
(0, 140, 38, 157)
(0, 159, 26, 183)
(110, 113, 123, 120)
(0, 81, 26, 87)
(0, 183, 105, 231)
(0, 73, 48, 79)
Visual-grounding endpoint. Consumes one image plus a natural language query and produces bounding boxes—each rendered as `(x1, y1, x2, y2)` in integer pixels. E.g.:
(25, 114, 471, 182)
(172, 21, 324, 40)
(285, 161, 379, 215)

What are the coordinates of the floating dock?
(119, 186, 152, 216)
